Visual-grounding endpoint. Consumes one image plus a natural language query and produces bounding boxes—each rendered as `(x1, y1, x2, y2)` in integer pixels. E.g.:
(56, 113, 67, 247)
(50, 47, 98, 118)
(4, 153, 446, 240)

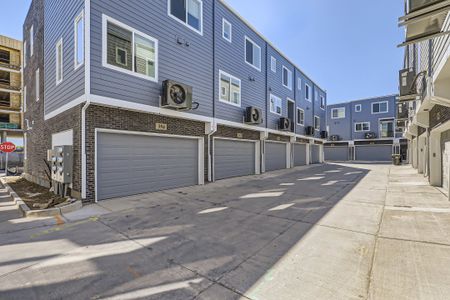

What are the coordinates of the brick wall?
(267, 133, 291, 142)
(213, 125, 261, 141)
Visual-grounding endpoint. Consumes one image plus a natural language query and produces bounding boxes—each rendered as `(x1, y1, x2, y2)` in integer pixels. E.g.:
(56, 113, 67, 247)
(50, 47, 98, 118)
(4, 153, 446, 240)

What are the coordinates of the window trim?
(305, 83, 311, 101)
(314, 115, 320, 130)
(244, 36, 261, 72)
(282, 66, 292, 90)
(371, 101, 389, 114)
(354, 122, 371, 132)
(296, 107, 305, 126)
(55, 38, 63, 85)
(168, 0, 204, 36)
(320, 95, 325, 110)
(23, 86, 26, 113)
(355, 104, 362, 112)
(218, 70, 241, 108)
(23, 41, 27, 68)
(74, 10, 85, 70)
(222, 18, 232, 43)
(30, 25, 34, 57)
(35, 69, 40, 101)
(271, 56, 277, 73)
(331, 107, 345, 119)
(269, 93, 282, 116)
(102, 14, 159, 83)
(298, 78, 302, 90)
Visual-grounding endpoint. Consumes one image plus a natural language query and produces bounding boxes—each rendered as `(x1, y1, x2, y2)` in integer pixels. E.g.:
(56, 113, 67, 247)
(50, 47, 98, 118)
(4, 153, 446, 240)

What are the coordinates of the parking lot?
(1, 163, 450, 300)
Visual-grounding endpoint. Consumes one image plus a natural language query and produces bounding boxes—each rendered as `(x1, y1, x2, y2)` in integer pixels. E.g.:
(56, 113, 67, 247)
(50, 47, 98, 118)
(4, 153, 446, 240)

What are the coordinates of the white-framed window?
(331, 107, 345, 119)
(270, 94, 282, 115)
(372, 101, 388, 114)
(102, 15, 159, 82)
(320, 95, 325, 109)
(355, 104, 362, 112)
(23, 41, 27, 68)
(23, 86, 26, 113)
(380, 118, 394, 138)
(297, 108, 304, 125)
(35, 69, 39, 101)
(55, 38, 63, 85)
(30, 25, 34, 57)
(222, 18, 232, 42)
(271, 56, 277, 73)
(282, 66, 292, 90)
(305, 83, 311, 101)
(314, 116, 320, 130)
(244, 36, 261, 71)
(298, 78, 302, 90)
(74, 10, 85, 69)
(355, 122, 370, 132)
(219, 70, 241, 107)
(168, 0, 203, 35)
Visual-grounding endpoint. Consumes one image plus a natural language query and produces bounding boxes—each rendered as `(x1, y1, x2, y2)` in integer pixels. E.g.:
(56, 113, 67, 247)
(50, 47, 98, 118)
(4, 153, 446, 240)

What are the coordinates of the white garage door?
(294, 143, 307, 166)
(356, 145, 392, 162)
(443, 142, 450, 192)
(214, 139, 257, 180)
(265, 142, 288, 171)
(97, 132, 201, 201)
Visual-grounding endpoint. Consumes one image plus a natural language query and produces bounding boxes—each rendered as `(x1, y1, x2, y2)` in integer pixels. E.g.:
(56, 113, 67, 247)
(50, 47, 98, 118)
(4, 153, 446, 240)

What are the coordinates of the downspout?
(262, 41, 269, 172)
(207, 0, 217, 183)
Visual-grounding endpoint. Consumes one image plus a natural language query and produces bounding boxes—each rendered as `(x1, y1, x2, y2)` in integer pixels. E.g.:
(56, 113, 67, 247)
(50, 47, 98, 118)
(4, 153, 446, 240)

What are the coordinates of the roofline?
(219, 0, 326, 93)
(327, 94, 399, 107)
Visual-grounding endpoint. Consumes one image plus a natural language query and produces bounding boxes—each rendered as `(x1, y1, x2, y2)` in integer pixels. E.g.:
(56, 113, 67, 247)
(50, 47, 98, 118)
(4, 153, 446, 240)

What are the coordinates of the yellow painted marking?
(54, 215, 65, 225)
(31, 217, 99, 239)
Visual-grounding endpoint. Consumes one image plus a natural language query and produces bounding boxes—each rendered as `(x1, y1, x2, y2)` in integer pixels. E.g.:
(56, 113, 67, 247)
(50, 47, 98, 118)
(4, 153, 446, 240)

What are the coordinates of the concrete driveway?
(1, 163, 450, 300)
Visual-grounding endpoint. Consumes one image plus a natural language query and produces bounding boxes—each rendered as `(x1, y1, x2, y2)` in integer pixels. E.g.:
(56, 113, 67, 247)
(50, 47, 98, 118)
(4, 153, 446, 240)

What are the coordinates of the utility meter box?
(51, 145, 73, 184)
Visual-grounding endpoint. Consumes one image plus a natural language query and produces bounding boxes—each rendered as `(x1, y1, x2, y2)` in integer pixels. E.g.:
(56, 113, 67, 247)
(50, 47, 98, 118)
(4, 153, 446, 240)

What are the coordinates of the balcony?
(0, 122, 21, 130)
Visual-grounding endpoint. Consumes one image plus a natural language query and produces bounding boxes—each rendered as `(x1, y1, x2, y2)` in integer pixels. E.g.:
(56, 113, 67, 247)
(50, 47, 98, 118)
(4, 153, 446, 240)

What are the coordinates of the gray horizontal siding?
(44, 0, 85, 115)
(90, 0, 214, 117)
(432, 18, 450, 75)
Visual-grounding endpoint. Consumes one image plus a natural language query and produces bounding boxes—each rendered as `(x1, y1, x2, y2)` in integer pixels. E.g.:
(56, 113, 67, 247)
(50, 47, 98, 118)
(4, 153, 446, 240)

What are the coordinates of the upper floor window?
(56, 38, 63, 85)
(30, 25, 34, 57)
(23, 42, 27, 68)
(331, 107, 345, 119)
(380, 119, 394, 138)
(103, 15, 158, 82)
(219, 70, 241, 107)
(298, 78, 302, 90)
(0, 50, 10, 64)
(222, 18, 232, 42)
(355, 104, 362, 112)
(355, 122, 370, 132)
(305, 83, 311, 101)
(35, 69, 40, 101)
(270, 94, 282, 115)
(74, 10, 85, 69)
(282, 66, 292, 90)
(245, 36, 261, 71)
(320, 95, 325, 109)
(372, 101, 388, 114)
(0, 92, 10, 107)
(314, 116, 320, 130)
(0, 70, 10, 85)
(169, 0, 203, 35)
(297, 108, 304, 126)
(271, 56, 277, 73)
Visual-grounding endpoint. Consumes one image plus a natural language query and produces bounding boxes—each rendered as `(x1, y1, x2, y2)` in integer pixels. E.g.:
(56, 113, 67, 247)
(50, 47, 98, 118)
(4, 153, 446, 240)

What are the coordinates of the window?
(372, 101, 388, 114)
(282, 66, 292, 90)
(35, 69, 39, 101)
(56, 38, 63, 85)
(314, 116, 320, 130)
(23, 86, 26, 113)
(297, 108, 304, 125)
(169, 0, 203, 34)
(0, 113, 10, 123)
(0, 70, 10, 85)
(331, 107, 345, 119)
(23, 41, 27, 68)
(103, 15, 158, 82)
(380, 119, 394, 138)
(271, 56, 277, 73)
(320, 95, 325, 109)
(30, 25, 34, 57)
(222, 18, 232, 42)
(270, 94, 282, 115)
(74, 10, 84, 69)
(305, 84, 311, 101)
(355, 122, 370, 132)
(0, 50, 10, 64)
(298, 78, 302, 90)
(245, 36, 261, 71)
(0, 92, 10, 107)
(355, 104, 362, 112)
(219, 70, 241, 107)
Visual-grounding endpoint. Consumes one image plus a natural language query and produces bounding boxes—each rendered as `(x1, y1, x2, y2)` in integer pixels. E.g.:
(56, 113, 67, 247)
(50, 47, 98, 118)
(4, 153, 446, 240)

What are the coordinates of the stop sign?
(0, 142, 16, 153)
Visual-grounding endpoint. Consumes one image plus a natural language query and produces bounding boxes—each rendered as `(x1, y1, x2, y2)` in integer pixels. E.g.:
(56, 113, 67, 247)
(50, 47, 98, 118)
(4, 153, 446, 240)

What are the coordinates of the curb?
(0, 178, 82, 218)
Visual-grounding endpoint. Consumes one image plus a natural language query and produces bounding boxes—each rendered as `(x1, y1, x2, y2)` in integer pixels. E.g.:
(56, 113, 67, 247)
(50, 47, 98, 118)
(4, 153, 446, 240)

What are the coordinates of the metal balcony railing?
(0, 122, 20, 130)
(0, 62, 20, 71)
(0, 83, 20, 92)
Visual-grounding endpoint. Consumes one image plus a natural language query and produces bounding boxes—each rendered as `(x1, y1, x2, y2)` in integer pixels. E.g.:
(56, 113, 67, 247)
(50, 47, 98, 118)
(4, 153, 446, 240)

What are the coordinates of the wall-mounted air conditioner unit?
(279, 117, 291, 131)
(305, 126, 315, 136)
(244, 106, 263, 125)
(329, 135, 339, 142)
(365, 132, 377, 139)
(320, 131, 328, 139)
(161, 80, 193, 110)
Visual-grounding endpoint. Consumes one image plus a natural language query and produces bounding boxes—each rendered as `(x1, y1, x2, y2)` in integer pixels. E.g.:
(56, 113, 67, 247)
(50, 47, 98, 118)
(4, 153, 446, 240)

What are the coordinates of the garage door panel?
(294, 144, 307, 166)
(97, 132, 199, 200)
(325, 147, 348, 161)
(214, 139, 256, 180)
(356, 145, 392, 161)
(311, 145, 320, 164)
(266, 142, 287, 171)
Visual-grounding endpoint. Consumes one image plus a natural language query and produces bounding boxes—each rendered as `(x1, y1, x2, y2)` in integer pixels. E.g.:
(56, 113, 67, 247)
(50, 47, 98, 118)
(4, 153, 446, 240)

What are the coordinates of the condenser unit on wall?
(279, 117, 291, 131)
(244, 106, 263, 125)
(161, 80, 193, 110)
(365, 132, 377, 140)
(399, 69, 416, 98)
(320, 131, 328, 139)
(305, 126, 315, 136)
(329, 135, 340, 142)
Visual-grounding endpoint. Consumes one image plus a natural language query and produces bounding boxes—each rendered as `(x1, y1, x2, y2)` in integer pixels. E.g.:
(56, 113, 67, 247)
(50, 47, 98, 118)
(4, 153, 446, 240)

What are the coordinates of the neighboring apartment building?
(0, 36, 23, 145)
(398, 1, 450, 195)
(23, 0, 327, 202)
(324, 95, 406, 162)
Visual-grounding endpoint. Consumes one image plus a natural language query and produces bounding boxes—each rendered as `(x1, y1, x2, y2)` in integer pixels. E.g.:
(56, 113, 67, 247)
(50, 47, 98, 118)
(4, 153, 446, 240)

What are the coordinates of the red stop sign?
(0, 142, 16, 153)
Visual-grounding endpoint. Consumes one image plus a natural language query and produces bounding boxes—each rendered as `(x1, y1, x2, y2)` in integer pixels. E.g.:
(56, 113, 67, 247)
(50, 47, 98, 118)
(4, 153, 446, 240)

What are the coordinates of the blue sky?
(1, 0, 404, 104)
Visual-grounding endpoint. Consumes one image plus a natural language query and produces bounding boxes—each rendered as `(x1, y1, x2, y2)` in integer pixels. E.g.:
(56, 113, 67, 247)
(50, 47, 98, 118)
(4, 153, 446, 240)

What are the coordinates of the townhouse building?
(324, 95, 406, 162)
(397, 0, 450, 195)
(23, 0, 327, 202)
